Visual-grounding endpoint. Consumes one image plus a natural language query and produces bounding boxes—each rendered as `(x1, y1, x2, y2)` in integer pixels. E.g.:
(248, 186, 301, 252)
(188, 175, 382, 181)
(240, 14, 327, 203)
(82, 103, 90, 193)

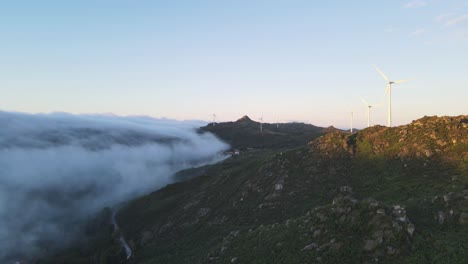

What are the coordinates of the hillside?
(39, 115, 467, 263)
(199, 115, 327, 150)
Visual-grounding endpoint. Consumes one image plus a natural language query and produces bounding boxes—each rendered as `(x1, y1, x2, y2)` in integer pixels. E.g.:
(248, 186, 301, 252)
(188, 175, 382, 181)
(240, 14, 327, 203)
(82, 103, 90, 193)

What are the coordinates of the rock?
(329, 242, 343, 252)
(339, 215, 347, 223)
(372, 230, 384, 243)
(384, 230, 395, 240)
(220, 246, 227, 253)
(231, 257, 238, 263)
(340, 186, 353, 193)
(368, 200, 380, 209)
(386, 246, 397, 255)
(437, 211, 446, 225)
(302, 243, 318, 251)
(407, 223, 415, 236)
(274, 183, 283, 191)
(313, 229, 322, 238)
(316, 212, 328, 222)
(198, 207, 211, 217)
(363, 239, 381, 251)
(459, 212, 468, 225)
(443, 194, 452, 202)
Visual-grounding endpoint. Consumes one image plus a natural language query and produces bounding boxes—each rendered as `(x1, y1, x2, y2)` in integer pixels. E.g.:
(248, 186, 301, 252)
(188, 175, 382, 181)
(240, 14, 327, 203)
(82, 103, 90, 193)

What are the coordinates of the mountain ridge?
(200, 116, 330, 150)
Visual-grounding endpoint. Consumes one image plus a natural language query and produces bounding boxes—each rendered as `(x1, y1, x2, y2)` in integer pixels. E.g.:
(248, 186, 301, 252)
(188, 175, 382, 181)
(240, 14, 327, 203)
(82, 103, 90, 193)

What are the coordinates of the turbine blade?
(384, 84, 391, 95)
(394, 79, 414, 84)
(374, 65, 390, 83)
(360, 96, 369, 106)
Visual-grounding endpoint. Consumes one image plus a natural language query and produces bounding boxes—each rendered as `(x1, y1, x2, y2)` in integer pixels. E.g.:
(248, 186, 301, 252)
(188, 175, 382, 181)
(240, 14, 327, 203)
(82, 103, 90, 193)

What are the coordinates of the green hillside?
(40, 115, 468, 264)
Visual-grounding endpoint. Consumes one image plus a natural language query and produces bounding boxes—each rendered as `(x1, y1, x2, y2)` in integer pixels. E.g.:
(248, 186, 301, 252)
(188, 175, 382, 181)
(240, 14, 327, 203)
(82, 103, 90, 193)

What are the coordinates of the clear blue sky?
(1, 0, 467, 128)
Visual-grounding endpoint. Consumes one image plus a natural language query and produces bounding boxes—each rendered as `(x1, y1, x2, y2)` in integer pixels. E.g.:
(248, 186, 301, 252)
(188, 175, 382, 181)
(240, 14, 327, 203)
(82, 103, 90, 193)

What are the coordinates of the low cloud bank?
(0, 111, 228, 260)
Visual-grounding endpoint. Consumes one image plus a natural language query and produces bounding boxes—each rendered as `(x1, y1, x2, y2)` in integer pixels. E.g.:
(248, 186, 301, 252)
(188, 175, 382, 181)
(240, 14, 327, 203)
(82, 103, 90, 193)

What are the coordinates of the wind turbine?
(212, 114, 216, 126)
(350, 111, 354, 133)
(374, 66, 413, 127)
(361, 97, 380, 128)
(259, 116, 263, 133)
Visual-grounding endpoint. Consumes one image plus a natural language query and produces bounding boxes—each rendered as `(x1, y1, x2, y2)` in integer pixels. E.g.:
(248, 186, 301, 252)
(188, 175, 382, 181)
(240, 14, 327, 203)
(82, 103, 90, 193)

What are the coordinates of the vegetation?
(199, 115, 327, 150)
(40, 115, 467, 263)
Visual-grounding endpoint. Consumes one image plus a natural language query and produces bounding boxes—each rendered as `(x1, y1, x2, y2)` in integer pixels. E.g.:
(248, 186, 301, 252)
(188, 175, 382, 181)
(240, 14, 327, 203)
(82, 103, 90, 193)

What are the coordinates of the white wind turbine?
(374, 66, 413, 127)
(360, 97, 380, 128)
(350, 111, 354, 133)
(212, 114, 216, 126)
(259, 116, 263, 133)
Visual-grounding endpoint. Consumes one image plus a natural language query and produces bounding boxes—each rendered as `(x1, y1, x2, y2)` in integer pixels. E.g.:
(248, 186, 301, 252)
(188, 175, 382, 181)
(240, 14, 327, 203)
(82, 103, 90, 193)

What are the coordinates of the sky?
(0, 0, 467, 128)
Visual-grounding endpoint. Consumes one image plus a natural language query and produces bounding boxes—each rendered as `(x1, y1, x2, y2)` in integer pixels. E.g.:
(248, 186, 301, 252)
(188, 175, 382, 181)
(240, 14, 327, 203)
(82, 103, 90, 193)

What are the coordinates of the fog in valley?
(0, 111, 228, 260)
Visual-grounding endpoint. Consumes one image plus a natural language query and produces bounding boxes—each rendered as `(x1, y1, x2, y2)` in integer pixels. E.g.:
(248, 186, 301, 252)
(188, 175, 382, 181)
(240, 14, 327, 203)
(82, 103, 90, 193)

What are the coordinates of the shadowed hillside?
(39, 115, 467, 264)
(199, 115, 327, 150)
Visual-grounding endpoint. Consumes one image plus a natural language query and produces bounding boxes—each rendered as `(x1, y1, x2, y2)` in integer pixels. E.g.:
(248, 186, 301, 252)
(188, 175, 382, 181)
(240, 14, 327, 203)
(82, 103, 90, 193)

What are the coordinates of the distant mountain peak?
(322, 126, 340, 133)
(236, 115, 253, 122)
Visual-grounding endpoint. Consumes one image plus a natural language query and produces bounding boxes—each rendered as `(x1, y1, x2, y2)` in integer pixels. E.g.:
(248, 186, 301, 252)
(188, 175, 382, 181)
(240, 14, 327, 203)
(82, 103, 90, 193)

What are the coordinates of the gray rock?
(302, 243, 318, 250)
(407, 223, 415, 236)
(274, 183, 283, 191)
(198, 207, 211, 217)
(437, 211, 446, 225)
(363, 239, 380, 251)
(459, 212, 468, 225)
(313, 229, 322, 238)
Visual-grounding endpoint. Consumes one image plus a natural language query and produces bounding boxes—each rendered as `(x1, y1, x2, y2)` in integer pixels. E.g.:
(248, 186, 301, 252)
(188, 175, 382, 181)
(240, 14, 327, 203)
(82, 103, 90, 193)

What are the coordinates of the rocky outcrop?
(207, 187, 414, 263)
(432, 190, 468, 226)
(309, 115, 467, 165)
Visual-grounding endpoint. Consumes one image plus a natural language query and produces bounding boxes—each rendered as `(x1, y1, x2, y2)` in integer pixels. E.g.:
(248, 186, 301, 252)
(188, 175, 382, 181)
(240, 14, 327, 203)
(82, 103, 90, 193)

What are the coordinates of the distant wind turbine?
(374, 66, 413, 127)
(259, 116, 263, 133)
(212, 114, 216, 126)
(361, 97, 380, 128)
(350, 112, 354, 133)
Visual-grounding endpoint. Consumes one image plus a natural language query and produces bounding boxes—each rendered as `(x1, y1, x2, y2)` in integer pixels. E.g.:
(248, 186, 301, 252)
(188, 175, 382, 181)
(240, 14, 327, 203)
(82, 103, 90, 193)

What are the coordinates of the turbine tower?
(374, 66, 412, 127)
(361, 97, 380, 128)
(212, 114, 216, 126)
(350, 111, 354, 133)
(259, 116, 263, 133)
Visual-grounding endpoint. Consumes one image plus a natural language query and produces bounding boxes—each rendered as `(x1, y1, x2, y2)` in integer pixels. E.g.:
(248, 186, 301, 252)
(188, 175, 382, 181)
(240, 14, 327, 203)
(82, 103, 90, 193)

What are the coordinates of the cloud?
(444, 14, 468, 27)
(0, 111, 229, 261)
(403, 0, 427, 8)
(412, 28, 429, 35)
(435, 13, 456, 22)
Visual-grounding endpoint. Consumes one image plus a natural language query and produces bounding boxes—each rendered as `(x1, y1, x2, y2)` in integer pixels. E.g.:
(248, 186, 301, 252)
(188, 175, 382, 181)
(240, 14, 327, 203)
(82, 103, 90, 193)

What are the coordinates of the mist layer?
(0, 111, 228, 260)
